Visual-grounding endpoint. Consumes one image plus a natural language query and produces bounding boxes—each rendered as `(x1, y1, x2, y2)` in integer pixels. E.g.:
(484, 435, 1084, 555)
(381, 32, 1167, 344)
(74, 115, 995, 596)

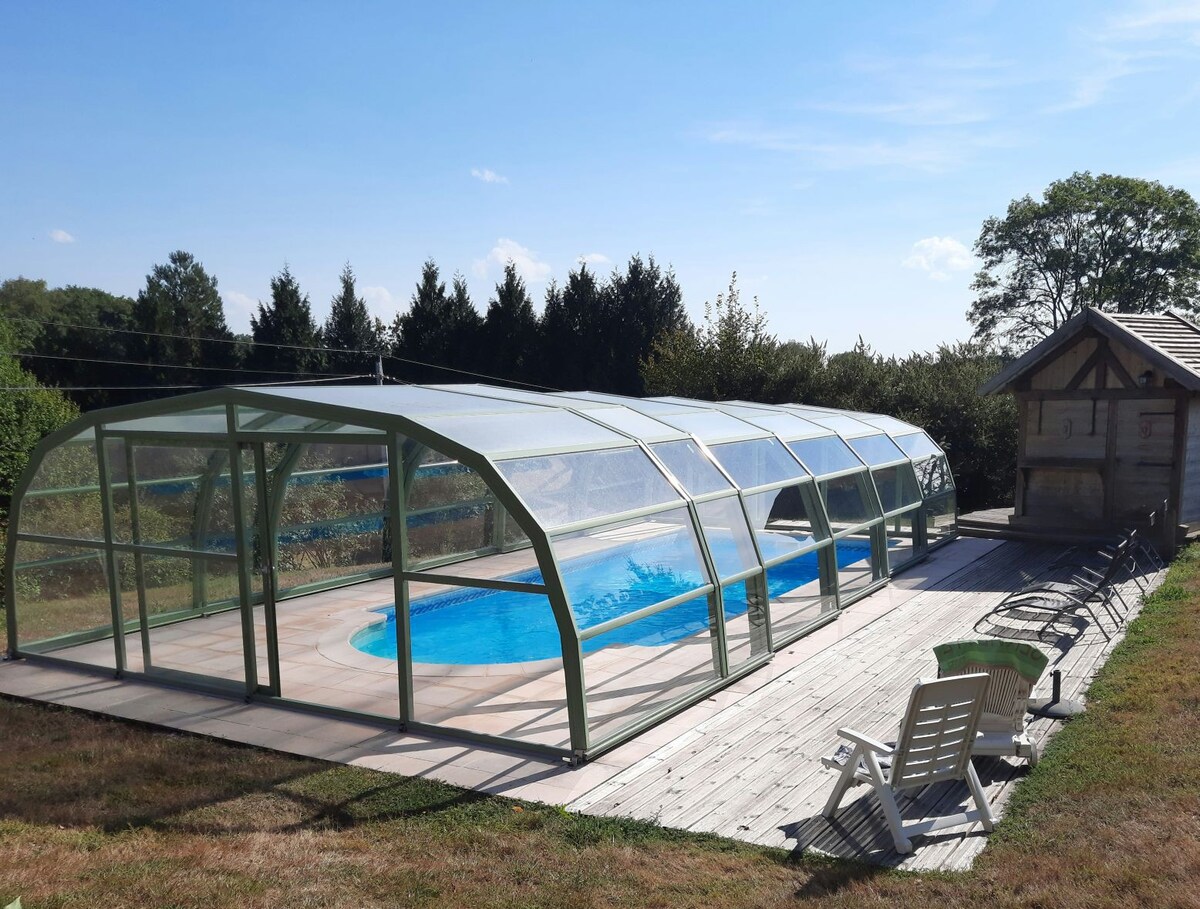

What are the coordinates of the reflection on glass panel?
(423, 410, 625, 456)
(650, 439, 730, 496)
(106, 407, 230, 436)
(583, 595, 721, 745)
(787, 436, 862, 476)
(275, 443, 390, 594)
(819, 473, 879, 531)
(552, 508, 708, 630)
(20, 441, 104, 542)
(836, 536, 878, 600)
(743, 486, 827, 562)
(847, 433, 906, 467)
(696, 496, 759, 581)
(498, 447, 680, 529)
(894, 431, 941, 460)
(884, 510, 920, 572)
(766, 548, 835, 643)
(803, 413, 876, 436)
(13, 541, 115, 667)
(721, 580, 769, 669)
(662, 410, 762, 443)
(709, 438, 806, 489)
(926, 494, 958, 545)
(914, 455, 954, 496)
(405, 446, 513, 566)
(236, 406, 380, 435)
(861, 415, 920, 435)
(872, 464, 923, 513)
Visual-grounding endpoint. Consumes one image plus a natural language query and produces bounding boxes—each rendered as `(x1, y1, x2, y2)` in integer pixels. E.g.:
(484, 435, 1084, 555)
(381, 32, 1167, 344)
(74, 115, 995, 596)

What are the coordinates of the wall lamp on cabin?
(1139, 369, 1155, 387)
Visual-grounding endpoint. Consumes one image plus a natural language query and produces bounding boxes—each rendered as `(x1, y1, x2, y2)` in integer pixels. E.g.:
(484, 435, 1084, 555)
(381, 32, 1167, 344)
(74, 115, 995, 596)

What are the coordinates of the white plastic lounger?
(821, 673, 993, 854)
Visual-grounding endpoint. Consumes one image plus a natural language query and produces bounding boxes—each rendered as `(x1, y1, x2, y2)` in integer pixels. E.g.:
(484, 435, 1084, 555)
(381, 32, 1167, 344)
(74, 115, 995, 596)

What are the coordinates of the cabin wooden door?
(1110, 398, 1174, 522)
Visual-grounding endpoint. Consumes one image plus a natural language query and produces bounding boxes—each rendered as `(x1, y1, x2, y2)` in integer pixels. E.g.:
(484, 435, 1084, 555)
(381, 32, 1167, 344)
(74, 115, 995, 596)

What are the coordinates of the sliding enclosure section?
(7, 383, 961, 764)
(894, 430, 959, 549)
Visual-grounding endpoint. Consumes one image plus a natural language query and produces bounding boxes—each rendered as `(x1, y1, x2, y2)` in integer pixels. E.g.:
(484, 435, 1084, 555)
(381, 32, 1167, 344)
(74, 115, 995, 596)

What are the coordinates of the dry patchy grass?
(4, 547, 1200, 907)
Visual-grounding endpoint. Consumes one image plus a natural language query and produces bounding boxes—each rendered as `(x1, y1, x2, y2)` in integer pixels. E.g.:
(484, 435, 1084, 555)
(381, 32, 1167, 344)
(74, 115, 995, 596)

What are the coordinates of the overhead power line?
(0, 373, 382, 392)
(5, 314, 382, 357)
(3, 349, 346, 377)
(5, 312, 565, 393)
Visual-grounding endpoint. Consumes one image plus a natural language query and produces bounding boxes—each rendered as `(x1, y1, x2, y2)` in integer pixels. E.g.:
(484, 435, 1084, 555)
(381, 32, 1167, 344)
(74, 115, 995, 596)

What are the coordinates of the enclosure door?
(130, 441, 253, 694)
(1112, 399, 1175, 522)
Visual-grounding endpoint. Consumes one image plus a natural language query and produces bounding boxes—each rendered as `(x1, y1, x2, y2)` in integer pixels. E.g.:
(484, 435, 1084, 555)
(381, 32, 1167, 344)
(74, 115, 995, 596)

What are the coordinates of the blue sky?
(3, 1, 1199, 355)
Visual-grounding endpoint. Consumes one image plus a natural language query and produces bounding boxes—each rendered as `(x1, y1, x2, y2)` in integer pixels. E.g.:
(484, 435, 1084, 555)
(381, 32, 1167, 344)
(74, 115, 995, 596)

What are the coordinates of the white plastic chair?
(821, 673, 994, 854)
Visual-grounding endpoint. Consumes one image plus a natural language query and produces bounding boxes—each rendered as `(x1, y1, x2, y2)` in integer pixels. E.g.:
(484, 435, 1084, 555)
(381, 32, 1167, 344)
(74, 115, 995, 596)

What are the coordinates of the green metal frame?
(5, 384, 960, 764)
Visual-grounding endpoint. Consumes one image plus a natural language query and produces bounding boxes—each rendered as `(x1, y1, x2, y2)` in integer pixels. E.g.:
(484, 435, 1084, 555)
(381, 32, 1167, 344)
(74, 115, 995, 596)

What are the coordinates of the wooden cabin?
(977, 308, 1200, 548)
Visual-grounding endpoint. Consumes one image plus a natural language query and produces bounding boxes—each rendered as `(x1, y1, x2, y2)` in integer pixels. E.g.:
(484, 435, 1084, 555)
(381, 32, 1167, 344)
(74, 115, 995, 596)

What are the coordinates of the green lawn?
(2, 546, 1200, 908)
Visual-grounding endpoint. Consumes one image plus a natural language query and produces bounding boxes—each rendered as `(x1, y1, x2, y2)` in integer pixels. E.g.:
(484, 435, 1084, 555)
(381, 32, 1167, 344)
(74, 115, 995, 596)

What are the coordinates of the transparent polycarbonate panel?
(551, 507, 709, 630)
(696, 496, 759, 581)
(408, 452, 489, 509)
(800, 412, 877, 437)
(720, 579, 770, 669)
(13, 542, 115, 666)
(836, 535, 879, 600)
(658, 410, 764, 444)
(122, 445, 232, 552)
(787, 436, 862, 477)
(253, 383, 538, 419)
(926, 493, 958, 545)
(872, 464, 923, 513)
(650, 439, 731, 496)
(819, 473, 881, 531)
(884, 510, 920, 572)
(498, 447, 681, 529)
(591, 407, 690, 443)
(235, 406, 379, 435)
(915, 455, 954, 496)
(709, 437, 807, 489)
(422, 409, 627, 457)
(396, 582, 569, 748)
(132, 555, 246, 685)
(18, 440, 104, 542)
(106, 406, 231, 436)
(848, 433, 907, 467)
(744, 486, 826, 548)
(861, 414, 920, 435)
(894, 431, 941, 459)
(584, 593, 721, 745)
(725, 410, 828, 441)
(764, 547, 835, 644)
(275, 443, 391, 595)
(410, 541, 543, 585)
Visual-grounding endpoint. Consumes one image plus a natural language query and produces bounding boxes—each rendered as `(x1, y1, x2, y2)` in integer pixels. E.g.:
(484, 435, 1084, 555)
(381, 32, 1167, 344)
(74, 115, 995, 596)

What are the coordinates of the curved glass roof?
(7, 382, 958, 764)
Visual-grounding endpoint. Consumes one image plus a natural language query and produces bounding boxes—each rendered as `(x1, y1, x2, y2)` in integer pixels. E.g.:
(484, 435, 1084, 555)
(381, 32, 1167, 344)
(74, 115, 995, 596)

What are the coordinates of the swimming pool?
(351, 533, 874, 664)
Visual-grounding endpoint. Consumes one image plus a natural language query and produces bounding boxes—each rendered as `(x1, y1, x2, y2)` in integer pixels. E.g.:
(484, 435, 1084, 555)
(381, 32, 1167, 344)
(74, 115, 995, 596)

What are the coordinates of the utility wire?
(0, 373, 380, 392)
(5, 312, 564, 392)
(3, 349, 347, 377)
(5, 314, 381, 357)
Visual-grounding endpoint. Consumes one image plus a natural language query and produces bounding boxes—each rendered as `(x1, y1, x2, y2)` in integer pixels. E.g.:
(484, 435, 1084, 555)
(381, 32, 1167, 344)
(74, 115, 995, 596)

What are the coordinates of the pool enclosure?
(5, 384, 957, 761)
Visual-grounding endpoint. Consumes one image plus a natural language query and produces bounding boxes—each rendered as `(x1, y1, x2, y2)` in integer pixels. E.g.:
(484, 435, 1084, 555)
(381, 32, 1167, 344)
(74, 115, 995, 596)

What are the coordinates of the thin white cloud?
(222, 291, 260, 329)
(49, 229, 75, 244)
(902, 236, 974, 281)
(361, 285, 397, 321)
(579, 252, 611, 267)
(707, 124, 998, 172)
(473, 238, 552, 284)
(471, 167, 509, 185)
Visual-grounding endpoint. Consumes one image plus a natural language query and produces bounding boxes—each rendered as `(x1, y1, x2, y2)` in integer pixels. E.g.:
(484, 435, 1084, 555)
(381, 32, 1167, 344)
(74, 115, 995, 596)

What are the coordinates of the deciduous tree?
(969, 172, 1200, 351)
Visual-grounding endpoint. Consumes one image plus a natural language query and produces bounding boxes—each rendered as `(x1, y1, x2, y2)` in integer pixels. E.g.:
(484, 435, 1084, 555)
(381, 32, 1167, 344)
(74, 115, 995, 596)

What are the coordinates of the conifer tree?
(483, 262, 539, 383)
(130, 250, 238, 391)
(323, 263, 380, 374)
(249, 266, 322, 378)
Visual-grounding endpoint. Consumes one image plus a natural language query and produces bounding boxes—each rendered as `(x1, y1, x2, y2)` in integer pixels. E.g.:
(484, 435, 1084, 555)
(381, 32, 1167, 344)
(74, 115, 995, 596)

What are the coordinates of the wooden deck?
(568, 540, 1163, 871)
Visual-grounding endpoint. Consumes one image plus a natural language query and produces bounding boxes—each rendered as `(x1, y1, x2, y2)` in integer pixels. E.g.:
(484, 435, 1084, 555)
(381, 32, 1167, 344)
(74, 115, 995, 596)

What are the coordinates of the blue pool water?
(352, 534, 874, 665)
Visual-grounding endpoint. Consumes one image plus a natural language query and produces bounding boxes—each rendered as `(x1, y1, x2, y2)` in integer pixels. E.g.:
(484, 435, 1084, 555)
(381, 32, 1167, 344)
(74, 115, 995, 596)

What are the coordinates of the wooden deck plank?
(568, 540, 1163, 871)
